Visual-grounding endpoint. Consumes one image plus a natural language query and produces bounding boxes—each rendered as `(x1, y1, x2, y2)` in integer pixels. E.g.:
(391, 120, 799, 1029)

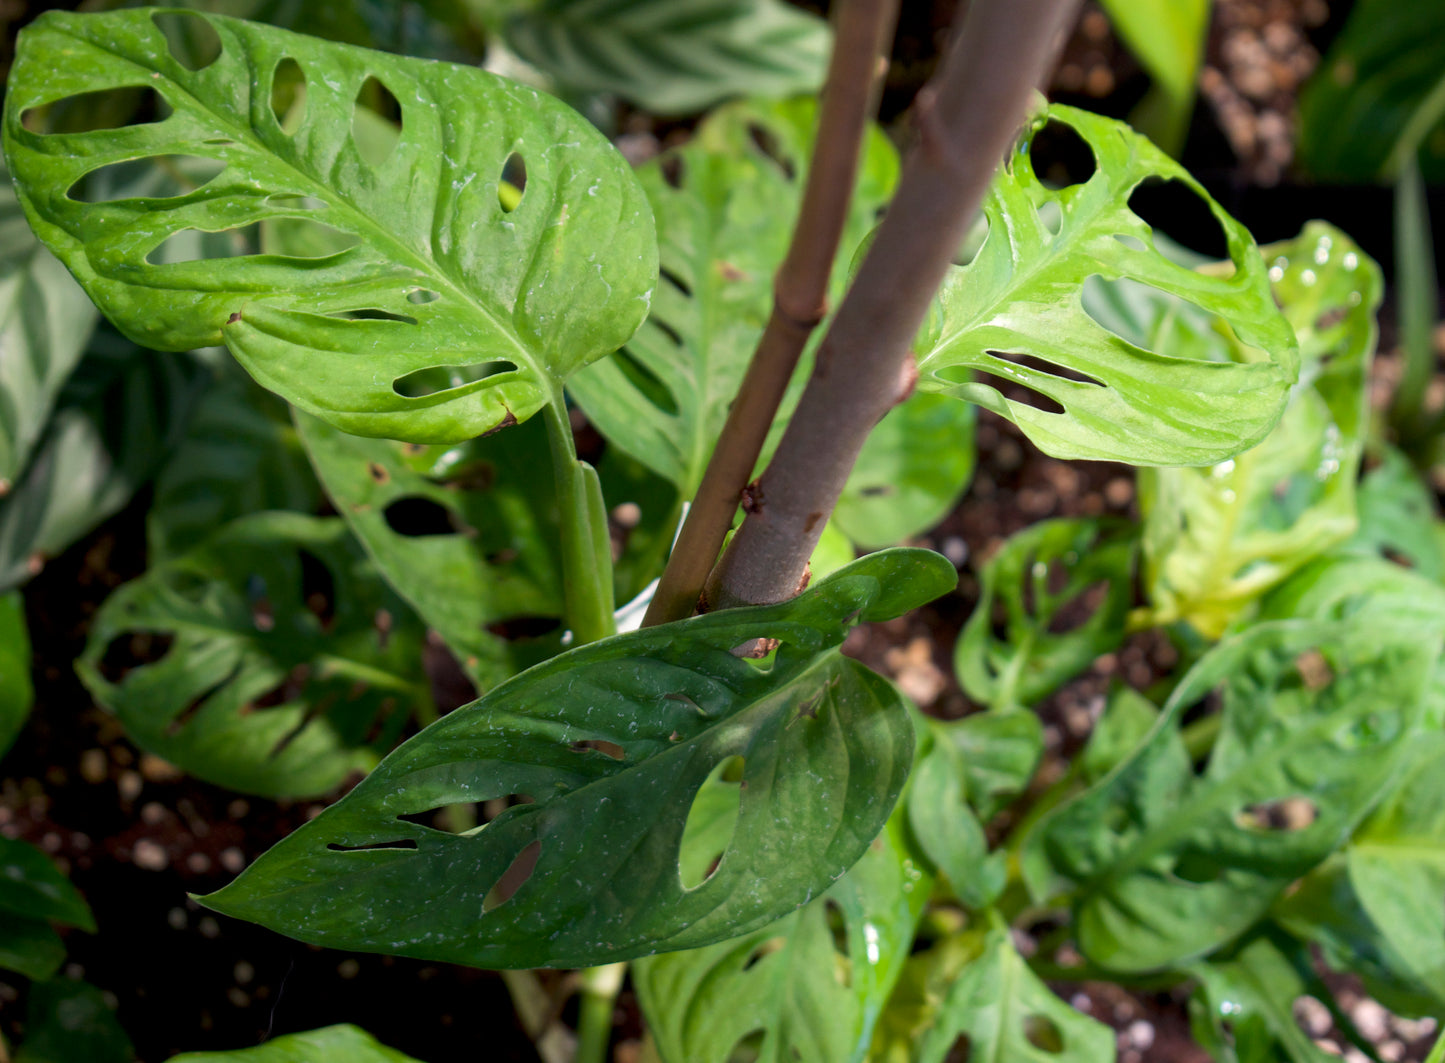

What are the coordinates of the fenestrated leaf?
(294, 408, 567, 688)
(0, 328, 208, 592)
(1022, 619, 1435, 973)
(916, 103, 1298, 466)
(502, 0, 831, 116)
(0, 162, 98, 491)
(76, 512, 432, 799)
(199, 549, 956, 969)
(3, 8, 656, 444)
(1346, 445, 1445, 582)
(1137, 223, 1382, 638)
(954, 518, 1136, 711)
(946, 709, 1043, 822)
(169, 1024, 423, 1062)
(914, 927, 1116, 1063)
(569, 97, 899, 495)
(834, 392, 975, 551)
(13, 978, 132, 1063)
(148, 364, 322, 560)
(634, 804, 932, 1063)
(906, 728, 1004, 910)
(0, 591, 33, 758)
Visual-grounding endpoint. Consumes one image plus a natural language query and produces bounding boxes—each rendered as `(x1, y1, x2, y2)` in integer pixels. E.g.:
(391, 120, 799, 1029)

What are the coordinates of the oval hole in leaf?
(955, 214, 990, 267)
(265, 193, 325, 210)
(678, 756, 745, 889)
(22, 86, 171, 135)
(945, 1035, 974, 1062)
(270, 57, 306, 133)
(327, 308, 418, 325)
(823, 898, 851, 988)
(1045, 580, 1111, 635)
(660, 153, 685, 189)
(326, 838, 417, 853)
(406, 288, 440, 305)
(382, 497, 462, 537)
(741, 936, 786, 972)
(353, 76, 402, 167)
(67, 155, 226, 203)
(392, 361, 516, 398)
(1113, 233, 1149, 252)
(1234, 797, 1317, 832)
(659, 265, 693, 298)
(151, 11, 222, 72)
(499, 152, 526, 212)
(169, 667, 242, 737)
(1023, 1013, 1065, 1053)
(611, 348, 679, 416)
(1172, 850, 1224, 884)
(96, 631, 175, 684)
(569, 738, 625, 760)
(1129, 177, 1228, 260)
(950, 368, 1066, 416)
(726, 1029, 766, 1063)
(482, 839, 542, 912)
(483, 616, 562, 641)
(747, 123, 796, 180)
(298, 550, 335, 633)
(1024, 119, 1097, 190)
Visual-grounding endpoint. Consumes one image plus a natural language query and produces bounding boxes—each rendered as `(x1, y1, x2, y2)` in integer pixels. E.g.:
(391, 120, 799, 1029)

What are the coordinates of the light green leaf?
(946, 710, 1043, 823)
(169, 1024, 422, 1062)
(1099, 0, 1209, 154)
(1078, 685, 1158, 786)
(1023, 619, 1436, 972)
(1297, 0, 1445, 181)
(0, 591, 33, 758)
(0, 163, 98, 490)
(569, 97, 899, 495)
(76, 512, 432, 799)
(14, 979, 133, 1063)
(200, 549, 956, 969)
(917, 104, 1298, 466)
(834, 392, 975, 551)
(0, 329, 208, 592)
(634, 808, 932, 1063)
(914, 927, 1116, 1063)
(1347, 446, 1445, 582)
(906, 731, 1004, 910)
(148, 365, 322, 560)
(1138, 223, 1382, 638)
(955, 518, 1136, 711)
(502, 0, 831, 116)
(3, 8, 656, 444)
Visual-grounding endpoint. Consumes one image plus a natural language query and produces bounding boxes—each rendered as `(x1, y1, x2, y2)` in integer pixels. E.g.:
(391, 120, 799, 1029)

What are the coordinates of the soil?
(2, 1, 1443, 1062)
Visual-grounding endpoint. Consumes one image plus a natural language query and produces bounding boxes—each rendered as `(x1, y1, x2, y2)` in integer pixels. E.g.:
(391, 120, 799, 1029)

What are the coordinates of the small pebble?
(79, 749, 108, 785)
(132, 839, 168, 871)
(337, 958, 361, 979)
(220, 847, 246, 873)
(117, 771, 143, 803)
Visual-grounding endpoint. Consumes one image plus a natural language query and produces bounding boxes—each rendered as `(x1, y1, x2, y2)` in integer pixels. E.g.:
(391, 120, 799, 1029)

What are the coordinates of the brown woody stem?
(704, 0, 1082, 611)
(642, 0, 900, 627)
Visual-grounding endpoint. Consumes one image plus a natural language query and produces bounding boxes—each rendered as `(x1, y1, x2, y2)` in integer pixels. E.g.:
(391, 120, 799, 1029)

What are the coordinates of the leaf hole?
(741, 936, 785, 972)
(612, 347, 679, 415)
(1129, 177, 1229, 260)
(353, 76, 402, 168)
(298, 550, 335, 633)
(651, 317, 685, 348)
(725, 1030, 766, 1063)
(22, 86, 171, 135)
(1294, 650, 1333, 691)
(95, 631, 175, 684)
(483, 616, 563, 641)
(1172, 851, 1224, 884)
(383, 496, 469, 537)
(326, 838, 418, 852)
(270, 57, 306, 132)
(68, 155, 226, 203)
(747, 123, 796, 180)
(499, 152, 526, 212)
(482, 840, 542, 912)
(944, 1035, 974, 1063)
(1023, 1014, 1065, 1053)
(730, 637, 780, 662)
(327, 308, 419, 325)
(1113, 233, 1149, 252)
(1046, 579, 1112, 635)
(995, 352, 1106, 388)
(1235, 797, 1317, 832)
(659, 265, 693, 298)
(480, 793, 536, 824)
(956, 369, 1066, 415)
(265, 193, 326, 210)
(1021, 119, 1097, 189)
(954, 214, 990, 267)
(407, 288, 440, 305)
(660, 154, 686, 189)
(824, 898, 851, 988)
(569, 739, 626, 760)
(679, 756, 745, 889)
(392, 362, 517, 399)
(167, 667, 239, 737)
(429, 459, 497, 492)
(248, 663, 311, 712)
(151, 11, 222, 71)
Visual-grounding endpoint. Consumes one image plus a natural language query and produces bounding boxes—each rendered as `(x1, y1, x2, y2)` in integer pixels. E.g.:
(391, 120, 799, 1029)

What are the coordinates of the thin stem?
(543, 389, 616, 646)
(643, 0, 901, 626)
(574, 962, 627, 1063)
(1392, 153, 1439, 442)
(706, 0, 1082, 610)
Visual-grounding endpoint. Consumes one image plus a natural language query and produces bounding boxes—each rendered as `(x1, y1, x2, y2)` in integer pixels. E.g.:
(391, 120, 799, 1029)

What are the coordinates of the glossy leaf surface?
(0, 591, 33, 758)
(1188, 936, 1339, 1063)
(634, 809, 931, 1063)
(569, 98, 899, 495)
(13, 979, 132, 1063)
(201, 550, 955, 969)
(917, 104, 1297, 466)
(1099, 0, 1208, 153)
(1138, 223, 1381, 637)
(0, 834, 94, 980)
(955, 518, 1135, 711)
(3, 9, 656, 443)
(170, 1024, 422, 1062)
(1023, 619, 1435, 972)
(77, 512, 431, 799)
(914, 927, 1116, 1062)
(503, 0, 831, 115)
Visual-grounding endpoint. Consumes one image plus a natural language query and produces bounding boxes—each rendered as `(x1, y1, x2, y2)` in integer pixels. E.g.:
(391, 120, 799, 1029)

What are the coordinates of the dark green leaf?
(1023, 619, 1436, 972)
(14, 978, 133, 1063)
(569, 97, 898, 495)
(0, 590, 33, 758)
(1078, 685, 1158, 786)
(634, 807, 932, 1063)
(0, 917, 65, 982)
(199, 549, 956, 969)
(917, 104, 1298, 466)
(946, 710, 1043, 822)
(503, 0, 831, 115)
(954, 518, 1136, 711)
(1138, 223, 1382, 637)
(0, 836, 94, 931)
(169, 1024, 422, 1062)
(906, 731, 1004, 910)
(76, 512, 432, 799)
(4, 9, 655, 443)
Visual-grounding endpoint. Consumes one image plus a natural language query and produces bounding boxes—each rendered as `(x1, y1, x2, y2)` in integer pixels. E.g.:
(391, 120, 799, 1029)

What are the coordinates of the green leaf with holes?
(905, 727, 1004, 911)
(169, 1024, 423, 1062)
(0, 161, 98, 491)
(0, 328, 208, 592)
(0, 834, 94, 980)
(501, 0, 831, 116)
(2, 8, 656, 444)
(1136, 223, 1381, 638)
(0, 591, 33, 759)
(568, 97, 899, 496)
(76, 512, 432, 799)
(916, 103, 1298, 466)
(1346, 445, 1445, 582)
(149, 364, 322, 561)
(199, 549, 955, 969)
(913, 927, 1116, 1063)
(1298, 0, 1445, 182)
(954, 518, 1136, 712)
(634, 802, 932, 1063)
(1021, 619, 1435, 973)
